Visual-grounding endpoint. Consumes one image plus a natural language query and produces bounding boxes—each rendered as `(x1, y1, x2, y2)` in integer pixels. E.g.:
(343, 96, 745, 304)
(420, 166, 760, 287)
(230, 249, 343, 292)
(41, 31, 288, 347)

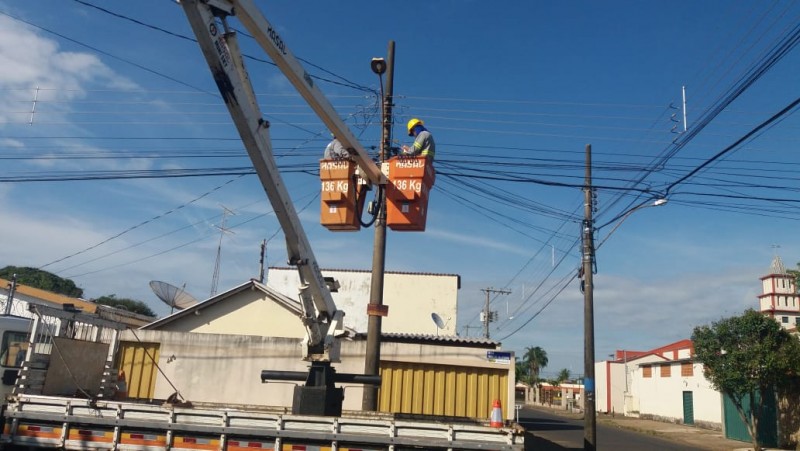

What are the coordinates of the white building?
(596, 340, 694, 418)
(758, 255, 800, 331)
(635, 358, 722, 428)
(266, 267, 459, 335)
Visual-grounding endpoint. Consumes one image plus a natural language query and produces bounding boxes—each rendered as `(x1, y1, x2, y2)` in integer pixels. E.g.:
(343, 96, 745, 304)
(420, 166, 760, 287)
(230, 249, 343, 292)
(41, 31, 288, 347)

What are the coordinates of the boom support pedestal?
(262, 362, 381, 416)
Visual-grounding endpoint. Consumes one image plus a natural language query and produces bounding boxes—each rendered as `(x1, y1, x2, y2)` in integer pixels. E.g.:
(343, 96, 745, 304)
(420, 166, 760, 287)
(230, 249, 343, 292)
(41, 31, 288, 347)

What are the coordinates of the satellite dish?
(431, 312, 446, 330)
(149, 281, 199, 313)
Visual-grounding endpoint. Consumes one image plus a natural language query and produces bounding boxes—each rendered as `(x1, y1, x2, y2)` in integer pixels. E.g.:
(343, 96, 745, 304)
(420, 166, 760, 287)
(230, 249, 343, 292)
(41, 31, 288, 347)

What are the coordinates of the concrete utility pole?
(363, 41, 395, 411)
(481, 287, 510, 339)
(582, 144, 596, 450)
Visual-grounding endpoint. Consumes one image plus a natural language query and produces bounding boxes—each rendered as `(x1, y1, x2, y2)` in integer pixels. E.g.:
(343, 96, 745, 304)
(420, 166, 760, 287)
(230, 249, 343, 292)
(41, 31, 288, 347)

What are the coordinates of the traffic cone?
(115, 369, 128, 400)
(489, 399, 503, 428)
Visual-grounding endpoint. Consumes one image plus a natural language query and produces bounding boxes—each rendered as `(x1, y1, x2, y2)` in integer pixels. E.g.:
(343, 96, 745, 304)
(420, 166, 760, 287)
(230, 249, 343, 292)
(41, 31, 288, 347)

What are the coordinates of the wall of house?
(120, 330, 514, 419)
(266, 269, 458, 334)
(151, 288, 304, 338)
(595, 361, 625, 414)
(635, 362, 722, 428)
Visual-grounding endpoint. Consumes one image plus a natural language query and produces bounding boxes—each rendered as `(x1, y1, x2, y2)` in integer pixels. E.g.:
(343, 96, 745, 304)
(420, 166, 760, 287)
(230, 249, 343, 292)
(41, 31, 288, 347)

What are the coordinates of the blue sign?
(487, 351, 512, 364)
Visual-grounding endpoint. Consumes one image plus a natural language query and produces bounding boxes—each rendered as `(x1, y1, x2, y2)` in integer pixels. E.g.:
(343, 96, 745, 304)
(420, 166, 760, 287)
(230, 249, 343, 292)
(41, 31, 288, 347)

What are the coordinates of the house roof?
(610, 339, 694, 365)
(646, 338, 694, 356)
(143, 279, 358, 335)
(352, 332, 500, 349)
(1, 277, 97, 313)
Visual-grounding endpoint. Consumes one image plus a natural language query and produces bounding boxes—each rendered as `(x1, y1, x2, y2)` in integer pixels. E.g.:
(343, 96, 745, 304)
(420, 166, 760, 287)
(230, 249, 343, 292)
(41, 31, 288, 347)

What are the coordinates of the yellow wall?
(117, 341, 160, 399)
(378, 361, 508, 419)
(153, 288, 303, 338)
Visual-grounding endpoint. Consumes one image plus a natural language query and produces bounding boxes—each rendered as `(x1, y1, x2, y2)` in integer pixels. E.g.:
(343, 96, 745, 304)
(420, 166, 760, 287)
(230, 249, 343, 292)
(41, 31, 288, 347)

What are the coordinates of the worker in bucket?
(323, 134, 351, 159)
(401, 118, 435, 161)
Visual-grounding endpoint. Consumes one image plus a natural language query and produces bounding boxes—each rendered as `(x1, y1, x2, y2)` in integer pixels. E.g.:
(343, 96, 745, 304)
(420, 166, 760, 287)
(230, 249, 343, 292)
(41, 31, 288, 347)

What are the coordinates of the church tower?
(758, 255, 800, 330)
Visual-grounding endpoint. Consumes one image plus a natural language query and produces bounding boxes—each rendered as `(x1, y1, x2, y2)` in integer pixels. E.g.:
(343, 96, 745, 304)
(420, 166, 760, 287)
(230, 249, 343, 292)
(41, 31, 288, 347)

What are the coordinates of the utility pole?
(258, 239, 266, 283)
(481, 287, 510, 339)
(363, 41, 395, 411)
(582, 144, 596, 450)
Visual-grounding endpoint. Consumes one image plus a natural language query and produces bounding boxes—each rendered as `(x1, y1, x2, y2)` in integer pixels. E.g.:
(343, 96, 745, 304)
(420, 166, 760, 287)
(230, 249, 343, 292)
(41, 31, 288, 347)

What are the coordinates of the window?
(782, 316, 789, 324)
(681, 362, 693, 377)
(660, 363, 671, 377)
(643, 366, 652, 378)
(796, 317, 800, 325)
(0, 331, 29, 368)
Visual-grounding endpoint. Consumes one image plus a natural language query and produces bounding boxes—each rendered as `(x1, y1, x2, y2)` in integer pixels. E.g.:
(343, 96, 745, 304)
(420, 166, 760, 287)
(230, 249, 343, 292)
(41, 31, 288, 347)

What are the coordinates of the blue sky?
(1, 1, 799, 378)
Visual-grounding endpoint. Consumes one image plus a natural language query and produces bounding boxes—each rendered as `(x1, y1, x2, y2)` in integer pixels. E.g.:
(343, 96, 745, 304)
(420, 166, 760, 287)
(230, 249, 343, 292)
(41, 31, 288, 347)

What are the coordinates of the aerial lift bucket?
(386, 156, 435, 231)
(319, 159, 360, 231)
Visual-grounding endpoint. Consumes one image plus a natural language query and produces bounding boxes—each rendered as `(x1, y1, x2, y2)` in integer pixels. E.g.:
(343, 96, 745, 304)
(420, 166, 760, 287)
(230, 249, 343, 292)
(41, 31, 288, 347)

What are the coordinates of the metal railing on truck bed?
(2, 394, 525, 450)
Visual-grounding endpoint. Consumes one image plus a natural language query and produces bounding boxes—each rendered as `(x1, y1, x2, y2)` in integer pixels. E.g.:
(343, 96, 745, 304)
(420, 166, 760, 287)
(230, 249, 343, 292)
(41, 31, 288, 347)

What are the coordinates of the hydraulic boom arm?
(179, 0, 383, 361)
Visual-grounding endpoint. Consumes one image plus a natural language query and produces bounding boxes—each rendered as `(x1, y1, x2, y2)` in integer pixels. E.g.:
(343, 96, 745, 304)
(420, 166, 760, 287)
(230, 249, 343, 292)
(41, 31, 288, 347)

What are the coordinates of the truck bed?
(2, 394, 524, 450)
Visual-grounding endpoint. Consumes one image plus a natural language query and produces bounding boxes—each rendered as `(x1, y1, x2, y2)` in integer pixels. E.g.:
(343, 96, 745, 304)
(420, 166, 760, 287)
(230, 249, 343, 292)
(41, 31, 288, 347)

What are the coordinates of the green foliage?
(94, 295, 156, 317)
(787, 262, 800, 292)
(556, 368, 571, 384)
(0, 266, 83, 298)
(523, 346, 548, 382)
(692, 309, 800, 450)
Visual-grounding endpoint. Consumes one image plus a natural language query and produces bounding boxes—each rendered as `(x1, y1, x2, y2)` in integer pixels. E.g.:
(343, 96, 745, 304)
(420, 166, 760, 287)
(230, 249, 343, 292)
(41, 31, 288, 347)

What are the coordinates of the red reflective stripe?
(130, 434, 144, 439)
(247, 443, 262, 448)
(77, 430, 93, 436)
(183, 437, 197, 444)
(27, 426, 41, 432)
(229, 441, 240, 446)
(291, 446, 306, 451)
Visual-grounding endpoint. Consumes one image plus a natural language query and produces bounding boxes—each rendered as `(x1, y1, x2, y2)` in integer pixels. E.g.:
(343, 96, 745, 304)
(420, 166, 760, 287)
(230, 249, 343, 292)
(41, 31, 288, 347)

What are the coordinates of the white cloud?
(0, 14, 138, 125)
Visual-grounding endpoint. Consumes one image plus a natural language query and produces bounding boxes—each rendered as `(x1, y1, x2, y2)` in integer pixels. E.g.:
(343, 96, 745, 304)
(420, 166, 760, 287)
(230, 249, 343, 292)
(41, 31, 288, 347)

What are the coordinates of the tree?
(523, 346, 548, 383)
(692, 309, 800, 451)
(556, 368, 571, 385)
(787, 262, 800, 291)
(0, 266, 83, 298)
(515, 361, 531, 384)
(94, 295, 156, 317)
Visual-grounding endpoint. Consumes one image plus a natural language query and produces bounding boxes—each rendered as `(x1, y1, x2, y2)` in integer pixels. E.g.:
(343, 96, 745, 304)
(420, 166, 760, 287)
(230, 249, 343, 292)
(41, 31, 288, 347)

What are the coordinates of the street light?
(596, 198, 667, 250)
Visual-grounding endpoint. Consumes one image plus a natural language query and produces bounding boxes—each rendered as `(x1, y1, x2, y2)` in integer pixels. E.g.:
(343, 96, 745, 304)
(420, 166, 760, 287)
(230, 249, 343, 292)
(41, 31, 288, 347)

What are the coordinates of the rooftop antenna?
(149, 281, 199, 314)
(210, 205, 236, 297)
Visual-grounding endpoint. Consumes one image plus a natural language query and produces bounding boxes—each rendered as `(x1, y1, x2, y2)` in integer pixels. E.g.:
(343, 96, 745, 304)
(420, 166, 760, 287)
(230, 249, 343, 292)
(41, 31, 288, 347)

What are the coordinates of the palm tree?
(515, 361, 531, 384)
(556, 368, 570, 385)
(523, 346, 548, 382)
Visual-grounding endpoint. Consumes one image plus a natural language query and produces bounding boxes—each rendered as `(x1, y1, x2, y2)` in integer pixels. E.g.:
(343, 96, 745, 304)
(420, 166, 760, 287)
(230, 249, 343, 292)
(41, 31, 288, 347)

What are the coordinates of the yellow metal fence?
(116, 341, 160, 399)
(378, 361, 507, 419)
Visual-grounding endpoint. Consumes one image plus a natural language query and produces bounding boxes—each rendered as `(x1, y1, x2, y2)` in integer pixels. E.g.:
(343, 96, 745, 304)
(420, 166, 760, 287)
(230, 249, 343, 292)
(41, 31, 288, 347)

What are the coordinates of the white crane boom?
(179, 0, 383, 361)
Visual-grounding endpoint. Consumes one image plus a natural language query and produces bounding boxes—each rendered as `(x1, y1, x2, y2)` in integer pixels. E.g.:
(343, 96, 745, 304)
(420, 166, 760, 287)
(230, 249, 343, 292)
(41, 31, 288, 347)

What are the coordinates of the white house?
(635, 357, 722, 428)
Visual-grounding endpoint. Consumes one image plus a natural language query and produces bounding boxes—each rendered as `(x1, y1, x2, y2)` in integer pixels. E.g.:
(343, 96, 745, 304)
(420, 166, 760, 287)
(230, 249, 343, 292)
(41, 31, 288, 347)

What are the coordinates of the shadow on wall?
(778, 377, 800, 449)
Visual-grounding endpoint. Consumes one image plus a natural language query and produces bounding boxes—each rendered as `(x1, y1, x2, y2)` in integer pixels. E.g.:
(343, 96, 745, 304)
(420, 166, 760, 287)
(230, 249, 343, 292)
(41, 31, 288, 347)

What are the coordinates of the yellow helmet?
(407, 118, 423, 136)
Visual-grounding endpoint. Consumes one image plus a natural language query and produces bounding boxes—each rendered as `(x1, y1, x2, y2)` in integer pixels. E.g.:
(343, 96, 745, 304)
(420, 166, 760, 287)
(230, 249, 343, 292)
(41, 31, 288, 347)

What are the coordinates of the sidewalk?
(526, 403, 789, 451)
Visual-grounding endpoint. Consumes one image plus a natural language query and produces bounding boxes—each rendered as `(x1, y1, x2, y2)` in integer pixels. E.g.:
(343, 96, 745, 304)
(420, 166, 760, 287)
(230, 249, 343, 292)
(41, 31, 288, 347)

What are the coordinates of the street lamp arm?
(595, 197, 667, 250)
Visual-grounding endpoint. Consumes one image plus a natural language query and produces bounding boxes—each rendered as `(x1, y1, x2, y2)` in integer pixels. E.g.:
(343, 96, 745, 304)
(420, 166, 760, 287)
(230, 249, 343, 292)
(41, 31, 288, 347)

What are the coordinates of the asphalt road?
(519, 406, 707, 450)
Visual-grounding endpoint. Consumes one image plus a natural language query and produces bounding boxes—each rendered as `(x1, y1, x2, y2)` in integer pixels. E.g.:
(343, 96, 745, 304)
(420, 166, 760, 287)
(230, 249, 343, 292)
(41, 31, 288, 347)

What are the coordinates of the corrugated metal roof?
(1, 277, 97, 313)
(353, 332, 500, 349)
(143, 279, 359, 335)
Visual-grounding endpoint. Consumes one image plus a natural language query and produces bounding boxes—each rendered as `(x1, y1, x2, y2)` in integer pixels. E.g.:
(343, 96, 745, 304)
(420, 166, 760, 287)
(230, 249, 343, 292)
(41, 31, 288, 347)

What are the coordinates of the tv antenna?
(431, 312, 450, 336)
(149, 281, 199, 314)
(210, 205, 236, 297)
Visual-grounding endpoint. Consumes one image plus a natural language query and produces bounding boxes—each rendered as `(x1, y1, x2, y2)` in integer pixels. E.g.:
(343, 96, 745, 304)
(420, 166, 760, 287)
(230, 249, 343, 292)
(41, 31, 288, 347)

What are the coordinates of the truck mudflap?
(1, 395, 524, 450)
